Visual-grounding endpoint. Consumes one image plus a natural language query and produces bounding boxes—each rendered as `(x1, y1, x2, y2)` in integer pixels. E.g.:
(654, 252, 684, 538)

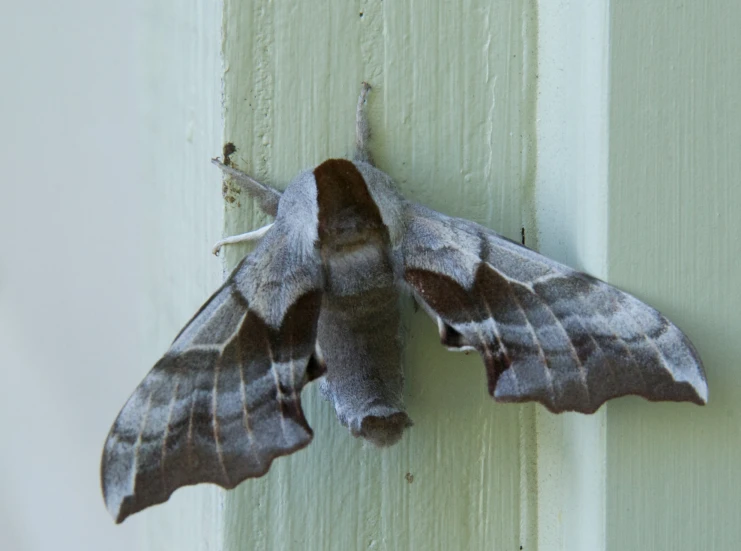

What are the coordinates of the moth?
(102, 83, 707, 523)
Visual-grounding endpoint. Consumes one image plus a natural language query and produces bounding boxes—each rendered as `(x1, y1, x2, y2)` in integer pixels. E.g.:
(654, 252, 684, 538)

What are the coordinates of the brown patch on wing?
(314, 159, 388, 248)
(405, 267, 511, 389)
(405, 269, 482, 323)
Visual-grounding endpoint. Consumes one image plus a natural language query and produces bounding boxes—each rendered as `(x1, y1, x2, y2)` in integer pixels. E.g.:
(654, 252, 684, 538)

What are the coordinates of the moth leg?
(212, 223, 274, 256)
(212, 158, 282, 217)
(354, 81, 374, 165)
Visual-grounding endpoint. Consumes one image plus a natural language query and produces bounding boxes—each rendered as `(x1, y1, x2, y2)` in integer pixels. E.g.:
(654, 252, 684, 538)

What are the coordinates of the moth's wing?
(101, 228, 324, 523)
(401, 203, 708, 413)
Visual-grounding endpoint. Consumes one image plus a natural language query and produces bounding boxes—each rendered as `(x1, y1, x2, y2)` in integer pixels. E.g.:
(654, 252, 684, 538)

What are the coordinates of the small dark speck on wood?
(223, 142, 237, 166)
(405, 472, 414, 484)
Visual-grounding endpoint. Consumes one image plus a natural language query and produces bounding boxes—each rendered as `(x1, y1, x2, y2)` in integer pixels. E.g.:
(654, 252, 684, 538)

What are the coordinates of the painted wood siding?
(137, 1, 739, 549)
(606, 3, 741, 549)
(220, 1, 537, 550)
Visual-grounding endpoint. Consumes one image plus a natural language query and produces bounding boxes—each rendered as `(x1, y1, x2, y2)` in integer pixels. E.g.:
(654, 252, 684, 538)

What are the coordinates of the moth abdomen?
(358, 411, 412, 448)
(317, 280, 411, 446)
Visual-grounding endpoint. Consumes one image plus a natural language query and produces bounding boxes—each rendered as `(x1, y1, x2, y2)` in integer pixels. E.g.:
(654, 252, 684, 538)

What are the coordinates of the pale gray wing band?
(101, 230, 323, 523)
(401, 203, 708, 413)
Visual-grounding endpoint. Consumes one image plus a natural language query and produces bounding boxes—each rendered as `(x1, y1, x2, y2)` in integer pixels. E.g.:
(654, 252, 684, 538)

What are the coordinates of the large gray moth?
(101, 83, 707, 523)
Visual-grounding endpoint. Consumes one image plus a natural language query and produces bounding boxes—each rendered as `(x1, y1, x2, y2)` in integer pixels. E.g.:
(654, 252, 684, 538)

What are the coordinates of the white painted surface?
(0, 2, 145, 550)
(535, 1, 609, 550)
(136, 0, 225, 549)
(0, 1, 224, 550)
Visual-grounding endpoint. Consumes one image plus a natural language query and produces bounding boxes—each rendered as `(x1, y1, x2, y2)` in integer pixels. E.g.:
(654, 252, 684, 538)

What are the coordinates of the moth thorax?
(314, 158, 390, 251)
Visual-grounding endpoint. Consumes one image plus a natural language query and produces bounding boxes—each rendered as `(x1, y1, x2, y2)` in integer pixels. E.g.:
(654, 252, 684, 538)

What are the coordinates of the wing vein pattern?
(401, 202, 707, 413)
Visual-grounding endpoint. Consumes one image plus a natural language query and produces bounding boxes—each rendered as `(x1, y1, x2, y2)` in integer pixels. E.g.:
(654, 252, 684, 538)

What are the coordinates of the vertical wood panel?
(138, 0, 225, 549)
(607, 3, 741, 549)
(221, 1, 537, 549)
(534, 2, 609, 550)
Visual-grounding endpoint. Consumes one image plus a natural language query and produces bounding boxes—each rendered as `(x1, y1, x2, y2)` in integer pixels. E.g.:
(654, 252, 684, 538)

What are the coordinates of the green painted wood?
(606, 3, 741, 550)
(220, 1, 538, 549)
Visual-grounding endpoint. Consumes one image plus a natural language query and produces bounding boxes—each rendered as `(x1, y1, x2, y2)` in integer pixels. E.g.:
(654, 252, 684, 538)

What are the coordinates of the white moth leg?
(212, 223, 274, 256)
(354, 82, 373, 165)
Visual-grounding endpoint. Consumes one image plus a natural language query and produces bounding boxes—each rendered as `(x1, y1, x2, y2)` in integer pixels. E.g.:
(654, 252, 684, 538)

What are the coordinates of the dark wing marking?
(101, 228, 323, 523)
(401, 203, 707, 413)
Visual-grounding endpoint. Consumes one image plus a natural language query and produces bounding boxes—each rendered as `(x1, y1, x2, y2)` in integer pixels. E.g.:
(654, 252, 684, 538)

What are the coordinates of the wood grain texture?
(221, 1, 537, 549)
(607, 3, 741, 550)
(137, 0, 225, 548)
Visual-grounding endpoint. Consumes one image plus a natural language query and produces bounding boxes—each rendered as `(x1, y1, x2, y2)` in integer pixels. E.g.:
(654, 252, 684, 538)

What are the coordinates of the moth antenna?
(212, 158, 282, 217)
(354, 82, 374, 165)
(212, 223, 274, 256)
